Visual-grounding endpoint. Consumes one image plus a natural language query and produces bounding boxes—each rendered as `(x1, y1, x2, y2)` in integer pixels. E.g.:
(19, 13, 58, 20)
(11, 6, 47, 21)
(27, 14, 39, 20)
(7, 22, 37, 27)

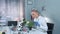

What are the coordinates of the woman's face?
(31, 11, 38, 19)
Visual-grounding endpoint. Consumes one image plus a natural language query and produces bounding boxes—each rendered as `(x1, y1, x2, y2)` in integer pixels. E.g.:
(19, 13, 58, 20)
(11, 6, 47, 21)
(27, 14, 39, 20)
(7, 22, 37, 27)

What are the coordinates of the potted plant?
(27, 21, 34, 30)
(22, 19, 34, 30)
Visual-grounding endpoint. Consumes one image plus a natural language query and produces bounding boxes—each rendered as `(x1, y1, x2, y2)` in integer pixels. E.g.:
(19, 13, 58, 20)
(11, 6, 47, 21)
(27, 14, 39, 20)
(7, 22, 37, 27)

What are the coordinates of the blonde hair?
(31, 9, 40, 15)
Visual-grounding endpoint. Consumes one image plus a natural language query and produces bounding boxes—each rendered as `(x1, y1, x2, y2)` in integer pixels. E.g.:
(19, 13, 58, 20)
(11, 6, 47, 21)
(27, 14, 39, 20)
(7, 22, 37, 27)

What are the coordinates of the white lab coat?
(31, 16, 48, 34)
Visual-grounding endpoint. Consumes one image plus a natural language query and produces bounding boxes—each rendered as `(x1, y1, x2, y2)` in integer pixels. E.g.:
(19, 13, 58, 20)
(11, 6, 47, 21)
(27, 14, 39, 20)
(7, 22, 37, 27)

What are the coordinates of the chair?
(47, 23, 54, 34)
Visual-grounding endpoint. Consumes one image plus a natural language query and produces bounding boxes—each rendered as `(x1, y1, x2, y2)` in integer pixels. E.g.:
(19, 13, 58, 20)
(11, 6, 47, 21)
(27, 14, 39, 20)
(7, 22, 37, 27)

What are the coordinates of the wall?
(45, 0, 60, 34)
(25, 0, 35, 20)
(25, 0, 60, 34)
(25, 0, 45, 20)
(41, 0, 60, 34)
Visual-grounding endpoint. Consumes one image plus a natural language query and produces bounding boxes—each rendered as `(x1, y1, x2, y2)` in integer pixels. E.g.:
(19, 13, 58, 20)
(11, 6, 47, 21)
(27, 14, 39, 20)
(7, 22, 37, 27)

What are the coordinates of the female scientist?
(31, 9, 48, 34)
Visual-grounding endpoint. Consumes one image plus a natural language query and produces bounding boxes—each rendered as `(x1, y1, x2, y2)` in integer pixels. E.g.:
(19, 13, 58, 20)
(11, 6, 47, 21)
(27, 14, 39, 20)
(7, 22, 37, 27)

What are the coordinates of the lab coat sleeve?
(39, 18, 48, 31)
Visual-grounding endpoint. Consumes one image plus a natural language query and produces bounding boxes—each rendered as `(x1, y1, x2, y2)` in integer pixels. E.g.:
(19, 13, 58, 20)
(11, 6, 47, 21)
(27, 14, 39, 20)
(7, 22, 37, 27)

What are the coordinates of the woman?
(30, 9, 48, 34)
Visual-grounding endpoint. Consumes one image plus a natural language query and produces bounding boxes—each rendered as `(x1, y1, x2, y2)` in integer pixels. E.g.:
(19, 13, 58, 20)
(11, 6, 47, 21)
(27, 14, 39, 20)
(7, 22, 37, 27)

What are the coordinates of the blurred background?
(0, 0, 60, 34)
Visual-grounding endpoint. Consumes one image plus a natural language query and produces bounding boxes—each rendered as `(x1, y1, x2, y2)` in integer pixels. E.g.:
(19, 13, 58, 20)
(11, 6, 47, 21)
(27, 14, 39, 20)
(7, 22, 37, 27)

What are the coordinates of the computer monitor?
(8, 21, 17, 26)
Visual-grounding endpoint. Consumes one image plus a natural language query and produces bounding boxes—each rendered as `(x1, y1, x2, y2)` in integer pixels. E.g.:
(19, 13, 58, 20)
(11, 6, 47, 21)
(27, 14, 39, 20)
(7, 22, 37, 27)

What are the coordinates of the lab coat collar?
(34, 16, 41, 21)
(35, 16, 41, 19)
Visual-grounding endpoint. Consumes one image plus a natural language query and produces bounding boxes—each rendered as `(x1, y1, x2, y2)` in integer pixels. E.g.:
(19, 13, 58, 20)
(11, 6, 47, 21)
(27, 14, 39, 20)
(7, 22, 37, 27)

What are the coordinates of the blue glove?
(34, 22, 40, 27)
